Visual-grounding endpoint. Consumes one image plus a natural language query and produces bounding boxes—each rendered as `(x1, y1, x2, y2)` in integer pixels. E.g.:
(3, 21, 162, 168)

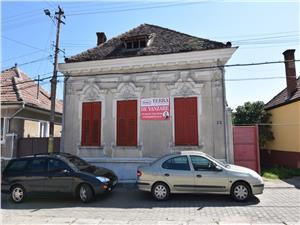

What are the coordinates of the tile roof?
(1, 67, 63, 113)
(65, 23, 229, 63)
(265, 77, 300, 110)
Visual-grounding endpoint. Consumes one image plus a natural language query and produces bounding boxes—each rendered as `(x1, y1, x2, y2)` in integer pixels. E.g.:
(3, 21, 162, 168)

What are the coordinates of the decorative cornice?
(58, 48, 237, 76)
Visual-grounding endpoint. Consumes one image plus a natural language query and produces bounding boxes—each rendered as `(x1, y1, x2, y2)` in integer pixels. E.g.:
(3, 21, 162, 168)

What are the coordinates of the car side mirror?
(62, 169, 70, 173)
(215, 165, 223, 172)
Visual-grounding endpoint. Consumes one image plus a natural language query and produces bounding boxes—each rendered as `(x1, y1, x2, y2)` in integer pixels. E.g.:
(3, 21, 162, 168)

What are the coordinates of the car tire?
(79, 184, 93, 203)
(231, 181, 252, 202)
(151, 182, 170, 201)
(10, 185, 26, 203)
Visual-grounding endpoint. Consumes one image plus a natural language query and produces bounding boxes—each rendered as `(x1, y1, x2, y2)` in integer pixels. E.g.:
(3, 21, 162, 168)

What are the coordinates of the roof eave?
(58, 47, 238, 76)
(265, 97, 300, 110)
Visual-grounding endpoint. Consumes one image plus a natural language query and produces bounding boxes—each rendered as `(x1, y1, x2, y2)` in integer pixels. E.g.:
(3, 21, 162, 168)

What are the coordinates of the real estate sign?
(141, 97, 170, 120)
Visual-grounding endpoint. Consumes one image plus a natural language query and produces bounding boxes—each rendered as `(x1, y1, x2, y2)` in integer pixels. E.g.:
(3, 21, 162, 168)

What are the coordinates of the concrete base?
(85, 157, 156, 182)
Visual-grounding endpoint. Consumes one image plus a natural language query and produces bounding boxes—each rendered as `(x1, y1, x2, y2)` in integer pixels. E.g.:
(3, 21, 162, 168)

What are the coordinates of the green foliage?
(262, 166, 300, 179)
(233, 101, 274, 147)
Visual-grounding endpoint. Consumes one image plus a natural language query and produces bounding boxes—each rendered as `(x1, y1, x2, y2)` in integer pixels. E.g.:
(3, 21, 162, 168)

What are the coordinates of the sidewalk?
(263, 176, 300, 188)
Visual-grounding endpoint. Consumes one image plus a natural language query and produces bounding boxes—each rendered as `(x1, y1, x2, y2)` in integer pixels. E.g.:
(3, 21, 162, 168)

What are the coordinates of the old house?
(264, 49, 300, 168)
(1, 66, 63, 158)
(58, 24, 237, 180)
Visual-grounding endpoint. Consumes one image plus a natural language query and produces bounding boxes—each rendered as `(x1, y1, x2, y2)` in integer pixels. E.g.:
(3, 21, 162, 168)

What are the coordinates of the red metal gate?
(233, 126, 260, 173)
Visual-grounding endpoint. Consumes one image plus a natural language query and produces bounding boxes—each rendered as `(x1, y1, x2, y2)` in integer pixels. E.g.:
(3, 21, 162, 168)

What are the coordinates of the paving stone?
(1, 178, 300, 225)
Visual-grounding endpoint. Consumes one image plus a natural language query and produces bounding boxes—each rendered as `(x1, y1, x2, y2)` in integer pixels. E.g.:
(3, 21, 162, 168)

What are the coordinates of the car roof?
(179, 151, 206, 156)
(11, 152, 75, 161)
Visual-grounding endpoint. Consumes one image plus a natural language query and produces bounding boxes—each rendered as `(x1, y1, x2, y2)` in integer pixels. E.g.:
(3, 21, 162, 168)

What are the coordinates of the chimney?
(283, 49, 297, 99)
(96, 32, 107, 46)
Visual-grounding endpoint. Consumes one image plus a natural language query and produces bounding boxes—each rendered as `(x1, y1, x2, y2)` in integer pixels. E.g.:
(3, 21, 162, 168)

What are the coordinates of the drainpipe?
(7, 102, 25, 158)
(218, 61, 229, 163)
(8, 102, 25, 132)
(60, 76, 69, 153)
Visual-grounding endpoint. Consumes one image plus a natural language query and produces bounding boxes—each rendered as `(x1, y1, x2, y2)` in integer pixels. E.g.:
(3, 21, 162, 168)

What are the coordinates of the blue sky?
(1, 0, 299, 109)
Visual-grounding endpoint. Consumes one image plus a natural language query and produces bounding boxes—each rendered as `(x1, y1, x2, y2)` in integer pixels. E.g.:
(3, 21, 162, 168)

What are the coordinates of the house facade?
(1, 66, 63, 159)
(58, 24, 237, 181)
(264, 49, 300, 168)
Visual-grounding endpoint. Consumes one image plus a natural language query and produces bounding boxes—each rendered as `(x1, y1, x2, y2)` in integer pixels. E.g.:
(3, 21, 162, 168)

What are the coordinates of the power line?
(233, 34, 299, 42)
(2, 36, 50, 53)
(0, 50, 41, 63)
(1, 59, 298, 89)
(18, 56, 52, 67)
(60, 59, 300, 78)
(0, 75, 296, 89)
(2, 8, 43, 22)
(214, 30, 299, 39)
(1, 56, 52, 71)
(66, 1, 206, 16)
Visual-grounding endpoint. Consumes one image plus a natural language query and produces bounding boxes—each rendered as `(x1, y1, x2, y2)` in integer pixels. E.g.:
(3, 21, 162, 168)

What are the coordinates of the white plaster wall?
(63, 68, 227, 161)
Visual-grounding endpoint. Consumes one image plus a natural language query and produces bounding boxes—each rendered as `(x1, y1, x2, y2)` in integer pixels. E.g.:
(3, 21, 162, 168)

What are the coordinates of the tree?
(233, 101, 274, 147)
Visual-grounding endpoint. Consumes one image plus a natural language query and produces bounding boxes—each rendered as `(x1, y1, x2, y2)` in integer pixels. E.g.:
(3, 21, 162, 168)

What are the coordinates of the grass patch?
(262, 166, 300, 179)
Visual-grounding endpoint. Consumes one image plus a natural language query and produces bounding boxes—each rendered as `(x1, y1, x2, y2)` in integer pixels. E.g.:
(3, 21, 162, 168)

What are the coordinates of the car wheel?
(152, 182, 170, 201)
(79, 184, 93, 203)
(231, 182, 252, 202)
(10, 185, 26, 203)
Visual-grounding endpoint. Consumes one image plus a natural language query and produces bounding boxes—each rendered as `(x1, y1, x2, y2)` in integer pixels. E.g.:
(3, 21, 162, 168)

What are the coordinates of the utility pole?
(45, 6, 65, 153)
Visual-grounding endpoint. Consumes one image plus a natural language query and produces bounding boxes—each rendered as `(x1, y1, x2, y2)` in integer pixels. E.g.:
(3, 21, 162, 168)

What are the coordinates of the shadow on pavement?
(281, 176, 300, 189)
(1, 186, 260, 210)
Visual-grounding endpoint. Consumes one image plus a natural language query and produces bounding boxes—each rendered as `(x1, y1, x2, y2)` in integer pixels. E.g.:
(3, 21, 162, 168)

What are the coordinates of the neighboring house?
(264, 49, 300, 168)
(1, 66, 63, 158)
(58, 24, 237, 180)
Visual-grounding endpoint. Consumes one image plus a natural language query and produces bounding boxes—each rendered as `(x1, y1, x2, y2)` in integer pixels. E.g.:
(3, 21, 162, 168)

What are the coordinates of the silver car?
(137, 151, 264, 202)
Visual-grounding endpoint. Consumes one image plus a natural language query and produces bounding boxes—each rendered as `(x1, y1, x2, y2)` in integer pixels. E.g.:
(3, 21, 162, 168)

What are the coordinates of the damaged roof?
(65, 23, 229, 63)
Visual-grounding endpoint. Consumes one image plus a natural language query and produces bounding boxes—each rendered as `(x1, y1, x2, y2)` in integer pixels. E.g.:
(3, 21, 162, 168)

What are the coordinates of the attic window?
(124, 37, 147, 49)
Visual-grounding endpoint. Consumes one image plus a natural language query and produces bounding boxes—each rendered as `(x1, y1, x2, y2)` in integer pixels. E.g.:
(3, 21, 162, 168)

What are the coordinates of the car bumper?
(1, 184, 10, 194)
(94, 178, 118, 194)
(252, 183, 264, 195)
(137, 181, 152, 192)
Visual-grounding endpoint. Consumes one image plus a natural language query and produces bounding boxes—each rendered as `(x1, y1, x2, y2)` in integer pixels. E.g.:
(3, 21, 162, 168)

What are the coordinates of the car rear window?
(162, 156, 190, 171)
(5, 160, 28, 172)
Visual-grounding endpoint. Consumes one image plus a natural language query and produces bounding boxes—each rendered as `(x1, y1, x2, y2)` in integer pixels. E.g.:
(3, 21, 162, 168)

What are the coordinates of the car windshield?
(65, 156, 91, 170)
(204, 154, 229, 168)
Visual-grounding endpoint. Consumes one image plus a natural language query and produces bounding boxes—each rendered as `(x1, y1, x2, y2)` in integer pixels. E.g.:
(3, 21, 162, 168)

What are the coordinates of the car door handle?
(164, 173, 170, 177)
(196, 174, 202, 178)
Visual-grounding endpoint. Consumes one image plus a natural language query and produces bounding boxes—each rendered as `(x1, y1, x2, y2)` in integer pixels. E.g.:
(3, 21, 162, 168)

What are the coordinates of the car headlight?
(96, 176, 110, 183)
(250, 173, 263, 183)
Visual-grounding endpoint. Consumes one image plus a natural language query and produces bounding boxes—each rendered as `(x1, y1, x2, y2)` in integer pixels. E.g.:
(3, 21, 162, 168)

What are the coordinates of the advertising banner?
(141, 97, 170, 120)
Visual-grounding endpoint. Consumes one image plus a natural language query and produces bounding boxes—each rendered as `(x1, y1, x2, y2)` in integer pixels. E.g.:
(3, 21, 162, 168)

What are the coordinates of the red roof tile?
(1, 67, 63, 113)
(265, 77, 300, 110)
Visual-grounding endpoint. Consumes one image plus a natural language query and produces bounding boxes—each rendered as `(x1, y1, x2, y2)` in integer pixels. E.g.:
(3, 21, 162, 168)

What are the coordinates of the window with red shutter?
(116, 100, 137, 146)
(81, 102, 101, 146)
(174, 97, 198, 146)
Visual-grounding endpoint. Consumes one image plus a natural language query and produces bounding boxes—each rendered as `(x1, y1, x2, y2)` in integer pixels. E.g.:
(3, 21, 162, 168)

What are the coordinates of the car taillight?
(137, 170, 142, 177)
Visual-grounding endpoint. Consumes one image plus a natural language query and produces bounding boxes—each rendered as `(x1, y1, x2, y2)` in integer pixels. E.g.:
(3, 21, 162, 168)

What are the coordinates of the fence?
(18, 137, 60, 156)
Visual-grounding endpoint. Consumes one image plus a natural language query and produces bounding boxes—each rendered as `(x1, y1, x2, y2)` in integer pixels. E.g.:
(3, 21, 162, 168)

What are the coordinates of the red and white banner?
(141, 98, 170, 120)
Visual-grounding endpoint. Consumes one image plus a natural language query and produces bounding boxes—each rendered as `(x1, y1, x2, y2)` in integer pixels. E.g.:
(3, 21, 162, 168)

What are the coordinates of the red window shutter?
(91, 102, 101, 146)
(81, 102, 91, 146)
(81, 102, 101, 146)
(174, 97, 198, 146)
(174, 98, 186, 145)
(117, 100, 137, 146)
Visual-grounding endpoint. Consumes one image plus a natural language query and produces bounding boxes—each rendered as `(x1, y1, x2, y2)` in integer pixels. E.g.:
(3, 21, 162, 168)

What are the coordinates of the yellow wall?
(266, 101, 300, 152)
(54, 124, 62, 137)
(23, 120, 40, 137)
(23, 120, 62, 137)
